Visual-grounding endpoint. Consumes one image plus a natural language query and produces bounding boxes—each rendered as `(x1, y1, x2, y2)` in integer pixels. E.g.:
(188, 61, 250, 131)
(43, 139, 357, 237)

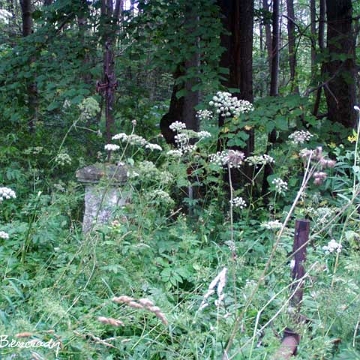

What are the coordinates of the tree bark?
(20, 0, 37, 132)
(312, 0, 326, 117)
(262, 0, 279, 197)
(217, 0, 254, 190)
(324, 0, 356, 128)
(286, 0, 298, 93)
(98, 0, 122, 143)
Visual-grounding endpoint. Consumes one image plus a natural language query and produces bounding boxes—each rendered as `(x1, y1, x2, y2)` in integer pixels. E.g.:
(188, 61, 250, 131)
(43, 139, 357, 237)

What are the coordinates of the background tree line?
(0, 0, 359, 188)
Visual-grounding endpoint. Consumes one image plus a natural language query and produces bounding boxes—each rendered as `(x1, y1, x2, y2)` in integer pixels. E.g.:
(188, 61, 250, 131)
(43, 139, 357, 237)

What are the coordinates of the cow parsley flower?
(289, 130, 313, 145)
(55, 152, 72, 166)
(322, 239, 342, 254)
(0, 187, 16, 202)
(104, 144, 120, 151)
(272, 178, 288, 195)
(196, 109, 213, 121)
(167, 150, 183, 157)
(169, 121, 186, 132)
(260, 220, 283, 230)
(246, 154, 275, 165)
(0, 231, 9, 239)
(230, 197, 246, 209)
(112, 133, 128, 141)
(209, 91, 254, 118)
(145, 143, 162, 151)
(197, 131, 212, 139)
(209, 149, 245, 168)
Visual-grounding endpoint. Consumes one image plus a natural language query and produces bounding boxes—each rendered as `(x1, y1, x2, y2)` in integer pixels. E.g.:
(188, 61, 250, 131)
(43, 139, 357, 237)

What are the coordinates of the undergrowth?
(0, 96, 359, 359)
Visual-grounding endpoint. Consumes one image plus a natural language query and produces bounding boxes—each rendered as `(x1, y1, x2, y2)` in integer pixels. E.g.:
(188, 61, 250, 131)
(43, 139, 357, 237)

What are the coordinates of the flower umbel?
(272, 178, 288, 195)
(0, 231, 9, 239)
(322, 239, 342, 254)
(289, 130, 313, 145)
(0, 187, 16, 202)
(230, 197, 246, 209)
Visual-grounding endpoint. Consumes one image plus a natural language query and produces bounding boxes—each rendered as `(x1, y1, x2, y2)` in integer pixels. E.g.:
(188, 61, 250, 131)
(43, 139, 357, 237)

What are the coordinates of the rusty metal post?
(273, 219, 310, 359)
(291, 219, 310, 308)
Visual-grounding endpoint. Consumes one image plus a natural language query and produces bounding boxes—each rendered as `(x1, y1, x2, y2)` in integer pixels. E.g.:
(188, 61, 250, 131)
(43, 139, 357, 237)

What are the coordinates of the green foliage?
(1, 92, 360, 359)
(0, 0, 359, 356)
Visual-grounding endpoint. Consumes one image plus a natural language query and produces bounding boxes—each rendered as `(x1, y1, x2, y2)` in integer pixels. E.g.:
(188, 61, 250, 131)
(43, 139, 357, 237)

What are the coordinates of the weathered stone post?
(76, 163, 127, 233)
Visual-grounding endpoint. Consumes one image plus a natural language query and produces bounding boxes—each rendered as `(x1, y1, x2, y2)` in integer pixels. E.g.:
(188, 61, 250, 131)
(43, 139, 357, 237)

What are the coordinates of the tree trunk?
(286, 0, 298, 93)
(263, 0, 272, 76)
(98, 0, 122, 143)
(217, 0, 254, 190)
(312, 0, 326, 117)
(262, 0, 279, 197)
(310, 0, 316, 72)
(324, 0, 356, 129)
(20, 0, 37, 132)
(183, 5, 200, 133)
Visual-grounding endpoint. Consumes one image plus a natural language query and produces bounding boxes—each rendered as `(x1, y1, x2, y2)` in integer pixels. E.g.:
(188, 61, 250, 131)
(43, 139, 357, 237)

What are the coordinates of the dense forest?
(0, 0, 360, 359)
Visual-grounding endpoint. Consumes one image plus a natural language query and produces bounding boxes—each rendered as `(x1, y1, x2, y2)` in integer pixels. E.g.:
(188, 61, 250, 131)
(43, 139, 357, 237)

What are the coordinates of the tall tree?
(262, 0, 279, 197)
(98, 0, 122, 143)
(312, 0, 326, 117)
(324, 0, 356, 128)
(217, 0, 254, 189)
(20, 0, 37, 132)
(286, 0, 298, 93)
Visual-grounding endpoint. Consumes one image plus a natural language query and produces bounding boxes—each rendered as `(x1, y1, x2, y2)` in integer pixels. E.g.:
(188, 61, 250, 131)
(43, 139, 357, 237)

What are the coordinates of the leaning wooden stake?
(273, 219, 310, 359)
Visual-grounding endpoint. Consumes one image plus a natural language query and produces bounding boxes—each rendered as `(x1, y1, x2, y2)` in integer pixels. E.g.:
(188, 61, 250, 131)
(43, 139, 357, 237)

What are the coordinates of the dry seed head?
(112, 295, 134, 304)
(138, 298, 154, 307)
(98, 316, 124, 327)
(15, 332, 34, 338)
(128, 301, 144, 309)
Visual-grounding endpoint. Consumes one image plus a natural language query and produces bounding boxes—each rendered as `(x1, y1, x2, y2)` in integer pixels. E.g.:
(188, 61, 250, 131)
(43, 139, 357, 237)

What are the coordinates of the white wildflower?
(181, 144, 197, 154)
(272, 178, 288, 195)
(127, 134, 147, 146)
(289, 130, 313, 145)
(197, 131, 212, 139)
(55, 152, 72, 166)
(260, 220, 283, 230)
(322, 239, 342, 254)
(174, 133, 189, 146)
(0, 187, 16, 202)
(147, 189, 174, 206)
(246, 154, 275, 165)
(0, 231, 9, 239)
(209, 149, 245, 168)
(104, 144, 120, 151)
(209, 91, 254, 118)
(196, 109, 213, 121)
(209, 151, 229, 166)
(112, 133, 128, 141)
(167, 150, 183, 157)
(23, 146, 43, 155)
(169, 121, 186, 132)
(145, 143, 162, 151)
(230, 197, 246, 209)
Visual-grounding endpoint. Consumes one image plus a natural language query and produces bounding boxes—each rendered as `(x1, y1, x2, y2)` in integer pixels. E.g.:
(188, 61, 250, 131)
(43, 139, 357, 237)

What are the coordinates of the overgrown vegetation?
(1, 94, 360, 359)
(1, 0, 360, 359)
